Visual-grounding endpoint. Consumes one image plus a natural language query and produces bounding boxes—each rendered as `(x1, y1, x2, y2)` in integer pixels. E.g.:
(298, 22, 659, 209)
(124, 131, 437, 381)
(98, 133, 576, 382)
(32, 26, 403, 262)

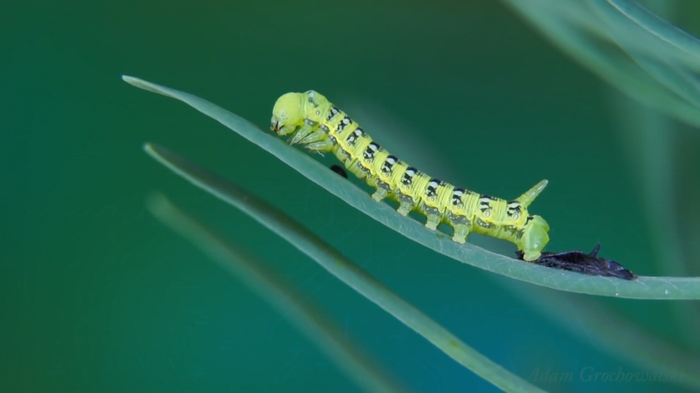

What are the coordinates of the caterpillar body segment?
(270, 90, 550, 261)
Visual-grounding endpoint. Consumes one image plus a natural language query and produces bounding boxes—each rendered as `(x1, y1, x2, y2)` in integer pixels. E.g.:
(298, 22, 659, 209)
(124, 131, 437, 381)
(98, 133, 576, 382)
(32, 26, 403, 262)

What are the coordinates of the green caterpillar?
(270, 90, 550, 261)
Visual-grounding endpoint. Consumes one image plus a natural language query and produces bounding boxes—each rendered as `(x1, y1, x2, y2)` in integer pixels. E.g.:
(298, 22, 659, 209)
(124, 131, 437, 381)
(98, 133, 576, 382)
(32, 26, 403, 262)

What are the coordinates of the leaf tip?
(144, 191, 174, 219)
(143, 142, 155, 153)
(143, 142, 164, 164)
(121, 74, 139, 84)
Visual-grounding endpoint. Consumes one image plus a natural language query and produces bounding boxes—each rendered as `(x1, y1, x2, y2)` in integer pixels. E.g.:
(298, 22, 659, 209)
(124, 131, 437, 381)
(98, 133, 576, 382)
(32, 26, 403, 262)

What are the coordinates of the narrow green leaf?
(503, 0, 700, 128)
(123, 75, 700, 299)
(609, 88, 700, 350)
(501, 280, 700, 390)
(353, 98, 700, 390)
(586, 0, 700, 109)
(143, 142, 546, 393)
(146, 193, 407, 393)
(350, 95, 700, 389)
(605, 0, 700, 65)
(584, 0, 700, 69)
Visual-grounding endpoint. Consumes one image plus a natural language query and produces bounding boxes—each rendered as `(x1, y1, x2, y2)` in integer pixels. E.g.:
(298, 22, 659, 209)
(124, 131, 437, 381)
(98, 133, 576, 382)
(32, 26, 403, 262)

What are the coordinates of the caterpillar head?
(271, 92, 305, 136)
(271, 90, 328, 137)
(519, 215, 550, 261)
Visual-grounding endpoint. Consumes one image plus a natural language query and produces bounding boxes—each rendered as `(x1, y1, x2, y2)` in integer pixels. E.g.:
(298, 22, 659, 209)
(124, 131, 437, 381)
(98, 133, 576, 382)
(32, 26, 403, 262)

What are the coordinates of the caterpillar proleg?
(270, 90, 550, 261)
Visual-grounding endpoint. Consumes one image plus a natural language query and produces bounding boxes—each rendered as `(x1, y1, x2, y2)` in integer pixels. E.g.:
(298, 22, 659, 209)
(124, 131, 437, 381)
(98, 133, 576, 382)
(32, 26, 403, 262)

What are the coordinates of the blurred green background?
(3, 0, 700, 392)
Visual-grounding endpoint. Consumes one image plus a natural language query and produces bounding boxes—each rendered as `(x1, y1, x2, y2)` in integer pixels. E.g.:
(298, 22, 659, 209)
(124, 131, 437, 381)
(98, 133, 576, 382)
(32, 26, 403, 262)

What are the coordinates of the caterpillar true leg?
(299, 129, 327, 145)
(277, 125, 297, 137)
(304, 139, 334, 153)
(289, 122, 316, 144)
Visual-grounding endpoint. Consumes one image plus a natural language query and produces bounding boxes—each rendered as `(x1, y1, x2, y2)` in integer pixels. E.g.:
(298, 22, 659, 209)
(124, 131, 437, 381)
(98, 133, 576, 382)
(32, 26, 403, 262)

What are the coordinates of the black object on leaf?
(330, 164, 348, 178)
(517, 244, 637, 280)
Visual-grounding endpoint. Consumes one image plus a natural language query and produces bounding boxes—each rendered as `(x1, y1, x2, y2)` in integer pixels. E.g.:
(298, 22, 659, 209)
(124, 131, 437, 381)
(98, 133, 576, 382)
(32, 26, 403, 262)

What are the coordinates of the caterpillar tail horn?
(515, 179, 548, 208)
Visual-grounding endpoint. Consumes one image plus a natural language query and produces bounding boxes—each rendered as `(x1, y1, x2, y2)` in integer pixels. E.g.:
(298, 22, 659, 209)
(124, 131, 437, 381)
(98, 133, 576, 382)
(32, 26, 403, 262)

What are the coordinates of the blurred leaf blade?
(586, 0, 700, 67)
(602, 0, 700, 350)
(123, 75, 700, 300)
(354, 95, 700, 391)
(501, 278, 700, 390)
(608, 76, 700, 350)
(143, 142, 547, 393)
(588, 0, 700, 110)
(606, 0, 700, 60)
(629, 54, 700, 109)
(146, 193, 407, 393)
(504, 0, 700, 128)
